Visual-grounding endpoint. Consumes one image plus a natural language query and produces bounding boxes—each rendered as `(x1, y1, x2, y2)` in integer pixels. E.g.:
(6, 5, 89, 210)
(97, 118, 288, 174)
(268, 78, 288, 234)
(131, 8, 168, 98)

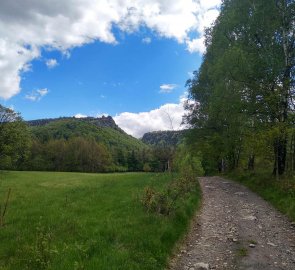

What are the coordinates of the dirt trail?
(169, 177, 295, 270)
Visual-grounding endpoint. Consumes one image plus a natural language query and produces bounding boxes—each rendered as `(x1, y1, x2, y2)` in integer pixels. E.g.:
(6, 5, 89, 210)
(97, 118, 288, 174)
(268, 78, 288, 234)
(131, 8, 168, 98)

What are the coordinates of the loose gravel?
(169, 177, 295, 270)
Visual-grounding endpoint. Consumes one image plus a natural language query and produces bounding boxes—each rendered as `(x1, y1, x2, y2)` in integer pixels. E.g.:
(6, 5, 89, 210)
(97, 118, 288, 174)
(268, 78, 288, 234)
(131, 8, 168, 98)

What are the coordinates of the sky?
(0, 0, 221, 138)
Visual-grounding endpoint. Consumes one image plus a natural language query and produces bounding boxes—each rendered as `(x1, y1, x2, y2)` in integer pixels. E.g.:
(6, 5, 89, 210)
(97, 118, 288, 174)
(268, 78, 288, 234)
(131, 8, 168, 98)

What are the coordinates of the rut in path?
(169, 177, 295, 270)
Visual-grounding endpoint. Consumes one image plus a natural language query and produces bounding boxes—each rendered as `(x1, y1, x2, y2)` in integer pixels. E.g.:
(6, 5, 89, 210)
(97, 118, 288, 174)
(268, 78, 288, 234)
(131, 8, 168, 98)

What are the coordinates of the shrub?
(141, 174, 198, 216)
(143, 163, 151, 172)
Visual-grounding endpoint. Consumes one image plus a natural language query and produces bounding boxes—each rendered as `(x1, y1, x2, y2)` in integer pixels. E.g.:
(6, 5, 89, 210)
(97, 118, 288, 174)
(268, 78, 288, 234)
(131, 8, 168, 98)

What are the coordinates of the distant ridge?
(27, 115, 124, 133)
(142, 130, 186, 146)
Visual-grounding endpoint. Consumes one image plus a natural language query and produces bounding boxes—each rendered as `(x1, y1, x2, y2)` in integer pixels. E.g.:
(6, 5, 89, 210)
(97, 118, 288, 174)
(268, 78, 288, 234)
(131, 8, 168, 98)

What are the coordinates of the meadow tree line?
(186, 0, 295, 176)
(0, 104, 177, 173)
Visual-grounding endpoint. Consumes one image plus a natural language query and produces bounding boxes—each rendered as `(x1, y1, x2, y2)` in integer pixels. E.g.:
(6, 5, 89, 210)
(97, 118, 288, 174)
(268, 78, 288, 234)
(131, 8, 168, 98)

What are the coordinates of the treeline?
(0, 105, 178, 173)
(186, 0, 295, 177)
(26, 138, 175, 173)
(142, 130, 185, 146)
(27, 138, 112, 172)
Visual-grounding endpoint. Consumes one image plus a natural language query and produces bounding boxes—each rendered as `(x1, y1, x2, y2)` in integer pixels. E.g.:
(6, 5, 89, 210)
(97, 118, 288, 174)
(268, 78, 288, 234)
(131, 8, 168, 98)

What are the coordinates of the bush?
(143, 163, 151, 172)
(141, 174, 198, 216)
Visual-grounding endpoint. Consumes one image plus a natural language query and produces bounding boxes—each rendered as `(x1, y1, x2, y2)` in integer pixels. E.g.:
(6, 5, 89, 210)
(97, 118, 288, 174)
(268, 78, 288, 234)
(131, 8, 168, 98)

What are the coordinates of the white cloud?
(186, 36, 206, 54)
(25, 88, 49, 101)
(114, 96, 188, 138)
(74, 113, 87, 118)
(46, 58, 58, 69)
(185, 5, 220, 53)
(142, 37, 152, 44)
(159, 84, 177, 93)
(0, 0, 221, 99)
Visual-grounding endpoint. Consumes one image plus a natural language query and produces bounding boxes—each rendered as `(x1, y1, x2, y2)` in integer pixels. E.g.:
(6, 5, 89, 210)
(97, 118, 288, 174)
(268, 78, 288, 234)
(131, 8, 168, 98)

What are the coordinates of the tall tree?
(0, 105, 31, 169)
(186, 0, 295, 175)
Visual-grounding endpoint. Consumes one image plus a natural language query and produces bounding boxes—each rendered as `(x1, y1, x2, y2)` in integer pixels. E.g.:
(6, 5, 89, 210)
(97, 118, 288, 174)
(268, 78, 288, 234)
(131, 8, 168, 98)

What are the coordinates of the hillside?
(25, 116, 150, 172)
(28, 116, 146, 151)
(142, 130, 186, 146)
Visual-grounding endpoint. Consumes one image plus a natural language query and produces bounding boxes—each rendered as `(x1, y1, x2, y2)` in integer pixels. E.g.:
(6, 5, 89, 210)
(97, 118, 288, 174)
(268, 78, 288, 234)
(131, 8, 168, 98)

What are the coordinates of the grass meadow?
(0, 171, 200, 270)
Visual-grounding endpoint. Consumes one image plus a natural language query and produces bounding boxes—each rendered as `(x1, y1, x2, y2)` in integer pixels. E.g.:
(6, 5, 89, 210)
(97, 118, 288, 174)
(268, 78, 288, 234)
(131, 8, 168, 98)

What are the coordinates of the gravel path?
(169, 177, 295, 270)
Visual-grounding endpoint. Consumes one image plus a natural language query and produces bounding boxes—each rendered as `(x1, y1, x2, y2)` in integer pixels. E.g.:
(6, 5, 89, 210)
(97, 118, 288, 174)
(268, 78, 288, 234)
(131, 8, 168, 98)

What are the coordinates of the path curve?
(169, 177, 295, 270)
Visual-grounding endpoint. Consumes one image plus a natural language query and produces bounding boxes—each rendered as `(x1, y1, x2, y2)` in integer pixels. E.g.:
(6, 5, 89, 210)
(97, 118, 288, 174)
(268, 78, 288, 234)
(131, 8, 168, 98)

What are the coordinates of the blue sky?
(0, 0, 221, 137)
(7, 32, 201, 119)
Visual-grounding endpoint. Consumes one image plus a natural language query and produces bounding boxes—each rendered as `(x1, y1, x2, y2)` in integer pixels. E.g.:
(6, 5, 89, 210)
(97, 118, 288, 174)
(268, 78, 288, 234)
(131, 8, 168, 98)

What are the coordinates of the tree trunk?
(247, 154, 255, 170)
(271, 0, 292, 177)
(273, 136, 287, 176)
(218, 158, 226, 173)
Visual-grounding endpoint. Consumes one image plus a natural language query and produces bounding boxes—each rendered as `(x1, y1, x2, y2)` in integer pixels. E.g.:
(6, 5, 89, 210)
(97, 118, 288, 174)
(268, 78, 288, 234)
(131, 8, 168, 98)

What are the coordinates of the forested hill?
(142, 130, 185, 146)
(27, 115, 123, 132)
(28, 116, 145, 150)
(23, 116, 151, 172)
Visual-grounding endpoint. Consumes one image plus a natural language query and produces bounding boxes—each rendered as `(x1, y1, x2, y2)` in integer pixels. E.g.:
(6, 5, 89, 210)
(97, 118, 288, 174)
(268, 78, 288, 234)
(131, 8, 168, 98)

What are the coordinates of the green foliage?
(151, 146, 175, 172)
(141, 173, 199, 216)
(30, 118, 147, 154)
(0, 109, 184, 174)
(26, 137, 112, 172)
(0, 171, 201, 269)
(27, 225, 55, 270)
(143, 163, 151, 172)
(142, 130, 185, 146)
(0, 106, 31, 169)
(173, 143, 204, 177)
(23, 117, 153, 172)
(141, 186, 174, 216)
(186, 0, 295, 176)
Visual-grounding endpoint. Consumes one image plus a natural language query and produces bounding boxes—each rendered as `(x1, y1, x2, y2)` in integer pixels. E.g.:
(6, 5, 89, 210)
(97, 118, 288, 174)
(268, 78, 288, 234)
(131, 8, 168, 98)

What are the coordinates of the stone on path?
(194, 262, 210, 269)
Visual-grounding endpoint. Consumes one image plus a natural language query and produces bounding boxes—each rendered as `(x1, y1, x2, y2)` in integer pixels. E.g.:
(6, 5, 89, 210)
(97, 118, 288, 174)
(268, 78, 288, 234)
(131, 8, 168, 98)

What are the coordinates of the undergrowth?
(141, 174, 198, 216)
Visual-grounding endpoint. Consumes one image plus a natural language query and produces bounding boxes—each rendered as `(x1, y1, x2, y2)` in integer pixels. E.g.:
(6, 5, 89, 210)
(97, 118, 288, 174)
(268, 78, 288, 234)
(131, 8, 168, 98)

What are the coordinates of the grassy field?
(0, 171, 200, 270)
(227, 171, 295, 221)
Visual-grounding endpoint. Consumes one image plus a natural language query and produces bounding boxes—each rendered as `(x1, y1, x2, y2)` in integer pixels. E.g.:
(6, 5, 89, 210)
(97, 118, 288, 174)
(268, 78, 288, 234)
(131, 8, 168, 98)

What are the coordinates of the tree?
(0, 105, 31, 169)
(186, 0, 295, 176)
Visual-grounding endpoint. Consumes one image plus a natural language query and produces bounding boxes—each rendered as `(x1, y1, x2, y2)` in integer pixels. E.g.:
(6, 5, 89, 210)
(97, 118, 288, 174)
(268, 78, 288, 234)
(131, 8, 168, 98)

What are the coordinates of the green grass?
(227, 171, 295, 221)
(0, 171, 200, 270)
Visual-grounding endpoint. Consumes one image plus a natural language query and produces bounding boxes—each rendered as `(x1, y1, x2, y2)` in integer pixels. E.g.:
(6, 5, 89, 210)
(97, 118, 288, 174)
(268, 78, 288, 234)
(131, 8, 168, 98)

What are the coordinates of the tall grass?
(0, 171, 200, 270)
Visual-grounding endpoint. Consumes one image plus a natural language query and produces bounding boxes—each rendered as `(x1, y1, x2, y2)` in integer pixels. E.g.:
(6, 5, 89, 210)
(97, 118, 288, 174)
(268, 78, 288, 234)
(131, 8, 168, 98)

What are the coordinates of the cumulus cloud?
(186, 5, 220, 53)
(159, 84, 177, 93)
(25, 88, 49, 101)
(114, 97, 188, 138)
(46, 58, 58, 69)
(0, 0, 221, 99)
(187, 36, 206, 54)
